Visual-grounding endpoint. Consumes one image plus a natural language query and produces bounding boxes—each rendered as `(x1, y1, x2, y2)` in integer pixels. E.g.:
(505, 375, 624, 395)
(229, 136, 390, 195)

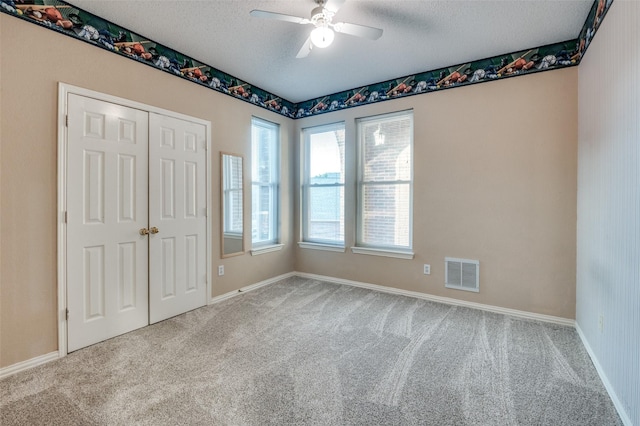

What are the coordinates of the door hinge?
(65, 115, 69, 127)
(65, 308, 69, 320)
(64, 211, 68, 223)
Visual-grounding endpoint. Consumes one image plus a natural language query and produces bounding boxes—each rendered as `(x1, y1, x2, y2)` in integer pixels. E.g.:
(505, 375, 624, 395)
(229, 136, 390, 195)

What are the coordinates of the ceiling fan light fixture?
(310, 25, 335, 48)
(250, 1, 383, 58)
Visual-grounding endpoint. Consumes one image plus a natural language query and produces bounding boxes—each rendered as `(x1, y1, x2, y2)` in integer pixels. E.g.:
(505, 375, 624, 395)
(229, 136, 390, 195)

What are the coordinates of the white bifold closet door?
(148, 113, 207, 324)
(66, 95, 206, 352)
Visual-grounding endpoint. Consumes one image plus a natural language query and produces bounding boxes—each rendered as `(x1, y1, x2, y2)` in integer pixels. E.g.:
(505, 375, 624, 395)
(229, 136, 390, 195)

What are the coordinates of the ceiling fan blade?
(324, 0, 345, 14)
(296, 37, 312, 59)
(333, 22, 383, 40)
(250, 9, 310, 25)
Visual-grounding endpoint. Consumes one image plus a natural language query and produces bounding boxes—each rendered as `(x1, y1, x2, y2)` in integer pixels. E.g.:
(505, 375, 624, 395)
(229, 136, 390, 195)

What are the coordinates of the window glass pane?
(251, 118, 279, 246)
(303, 123, 345, 245)
(255, 127, 274, 184)
(361, 116, 412, 182)
(310, 128, 345, 184)
(357, 111, 413, 250)
(252, 184, 275, 243)
(308, 186, 344, 242)
(361, 183, 411, 247)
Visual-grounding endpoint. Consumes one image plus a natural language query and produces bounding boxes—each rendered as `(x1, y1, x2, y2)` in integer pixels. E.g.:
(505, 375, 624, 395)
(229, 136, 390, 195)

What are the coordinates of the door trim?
(57, 82, 213, 358)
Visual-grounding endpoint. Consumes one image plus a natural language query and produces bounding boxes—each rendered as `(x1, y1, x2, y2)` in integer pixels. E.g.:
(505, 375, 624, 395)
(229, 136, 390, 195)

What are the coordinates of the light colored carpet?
(1, 276, 622, 425)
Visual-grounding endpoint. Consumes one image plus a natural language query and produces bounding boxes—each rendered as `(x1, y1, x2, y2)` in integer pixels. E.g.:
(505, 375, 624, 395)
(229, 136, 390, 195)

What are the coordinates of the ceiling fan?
(250, 0, 383, 58)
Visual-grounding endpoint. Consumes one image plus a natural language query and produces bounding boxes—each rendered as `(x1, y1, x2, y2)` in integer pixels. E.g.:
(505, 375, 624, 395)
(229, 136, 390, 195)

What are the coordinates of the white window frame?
(251, 117, 280, 250)
(354, 110, 414, 259)
(301, 122, 346, 248)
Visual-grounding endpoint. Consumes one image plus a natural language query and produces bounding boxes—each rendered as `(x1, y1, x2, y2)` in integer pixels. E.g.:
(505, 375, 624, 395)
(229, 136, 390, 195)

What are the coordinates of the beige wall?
(295, 68, 578, 319)
(0, 15, 295, 367)
(1, 12, 579, 368)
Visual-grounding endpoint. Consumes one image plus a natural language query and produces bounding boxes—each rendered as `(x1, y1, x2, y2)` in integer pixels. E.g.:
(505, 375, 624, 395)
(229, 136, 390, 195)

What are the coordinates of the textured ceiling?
(67, 0, 593, 103)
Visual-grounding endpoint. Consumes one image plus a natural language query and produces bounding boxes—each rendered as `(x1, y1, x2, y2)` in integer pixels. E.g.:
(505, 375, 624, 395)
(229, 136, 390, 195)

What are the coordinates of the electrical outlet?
(218, 265, 224, 276)
(423, 264, 431, 275)
(598, 314, 604, 332)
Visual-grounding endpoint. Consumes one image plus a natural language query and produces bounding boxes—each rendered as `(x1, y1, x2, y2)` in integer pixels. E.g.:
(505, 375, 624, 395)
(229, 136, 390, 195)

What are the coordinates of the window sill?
(445, 284, 480, 293)
(298, 242, 346, 253)
(250, 244, 284, 256)
(350, 247, 414, 260)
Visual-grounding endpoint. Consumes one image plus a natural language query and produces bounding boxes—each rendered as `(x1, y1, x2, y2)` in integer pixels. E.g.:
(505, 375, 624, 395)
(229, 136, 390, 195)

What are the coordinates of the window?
(356, 110, 413, 254)
(251, 118, 279, 247)
(301, 122, 346, 246)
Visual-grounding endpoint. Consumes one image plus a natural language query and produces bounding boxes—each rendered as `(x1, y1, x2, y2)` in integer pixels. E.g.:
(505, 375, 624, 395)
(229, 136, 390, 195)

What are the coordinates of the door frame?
(57, 83, 213, 358)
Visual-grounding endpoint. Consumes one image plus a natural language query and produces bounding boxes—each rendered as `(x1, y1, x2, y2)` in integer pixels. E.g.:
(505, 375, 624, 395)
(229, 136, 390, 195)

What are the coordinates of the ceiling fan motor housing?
(311, 6, 332, 27)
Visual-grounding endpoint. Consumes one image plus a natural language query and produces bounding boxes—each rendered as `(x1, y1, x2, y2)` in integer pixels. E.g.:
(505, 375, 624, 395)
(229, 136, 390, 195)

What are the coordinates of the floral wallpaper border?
(1, 0, 612, 119)
(295, 0, 613, 117)
(0, 0, 297, 117)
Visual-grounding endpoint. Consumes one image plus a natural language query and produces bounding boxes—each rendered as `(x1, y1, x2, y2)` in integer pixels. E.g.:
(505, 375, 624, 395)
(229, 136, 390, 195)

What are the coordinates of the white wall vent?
(445, 257, 479, 292)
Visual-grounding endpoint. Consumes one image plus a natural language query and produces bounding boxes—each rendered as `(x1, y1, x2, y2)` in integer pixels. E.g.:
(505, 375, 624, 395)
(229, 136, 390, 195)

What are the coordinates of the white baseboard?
(0, 351, 59, 380)
(294, 271, 576, 327)
(208, 271, 297, 305)
(576, 324, 632, 426)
